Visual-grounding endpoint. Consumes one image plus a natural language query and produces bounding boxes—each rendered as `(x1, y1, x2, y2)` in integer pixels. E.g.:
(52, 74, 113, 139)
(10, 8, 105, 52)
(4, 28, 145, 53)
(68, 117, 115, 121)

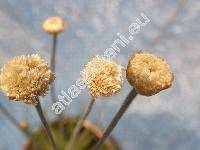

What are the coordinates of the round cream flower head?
(42, 16, 65, 34)
(0, 54, 55, 104)
(126, 52, 173, 96)
(81, 56, 123, 98)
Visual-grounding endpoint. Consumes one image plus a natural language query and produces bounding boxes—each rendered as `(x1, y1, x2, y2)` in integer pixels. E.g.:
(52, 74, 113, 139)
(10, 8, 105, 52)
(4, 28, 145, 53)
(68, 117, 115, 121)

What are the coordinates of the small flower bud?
(19, 120, 29, 129)
(42, 16, 65, 34)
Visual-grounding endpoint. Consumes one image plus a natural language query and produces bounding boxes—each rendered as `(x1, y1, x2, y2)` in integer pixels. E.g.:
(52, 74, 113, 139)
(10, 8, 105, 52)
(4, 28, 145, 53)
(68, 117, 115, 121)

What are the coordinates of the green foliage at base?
(25, 118, 118, 150)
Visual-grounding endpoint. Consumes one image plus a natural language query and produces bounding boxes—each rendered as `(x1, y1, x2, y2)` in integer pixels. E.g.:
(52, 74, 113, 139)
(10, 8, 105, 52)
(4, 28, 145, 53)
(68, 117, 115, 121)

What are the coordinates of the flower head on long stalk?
(95, 52, 174, 149)
(81, 56, 123, 98)
(126, 52, 173, 96)
(0, 54, 55, 104)
(42, 16, 65, 35)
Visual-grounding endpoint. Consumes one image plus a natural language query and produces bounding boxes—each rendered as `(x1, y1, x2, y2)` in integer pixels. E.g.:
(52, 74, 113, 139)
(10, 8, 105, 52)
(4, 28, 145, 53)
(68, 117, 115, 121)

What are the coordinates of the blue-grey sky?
(0, 0, 200, 150)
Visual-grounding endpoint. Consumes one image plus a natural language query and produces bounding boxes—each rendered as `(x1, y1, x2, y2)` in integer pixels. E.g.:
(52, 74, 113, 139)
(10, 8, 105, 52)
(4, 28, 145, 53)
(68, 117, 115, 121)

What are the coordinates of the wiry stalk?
(94, 89, 137, 150)
(50, 34, 57, 103)
(67, 97, 95, 150)
(0, 102, 30, 137)
(50, 34, 65, 141)
(35, 99, 57, 150)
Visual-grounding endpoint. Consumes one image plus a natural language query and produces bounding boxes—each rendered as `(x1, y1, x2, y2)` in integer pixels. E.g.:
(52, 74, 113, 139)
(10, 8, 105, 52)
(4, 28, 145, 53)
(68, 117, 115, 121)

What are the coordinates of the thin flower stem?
(50, 34, 57, 103)
(50, 34, 65, 142)
(0, 102, 30, 137)
(67, 97, 95, 150)
(35, 99, 58, 150)
(94, 89, 138, 150)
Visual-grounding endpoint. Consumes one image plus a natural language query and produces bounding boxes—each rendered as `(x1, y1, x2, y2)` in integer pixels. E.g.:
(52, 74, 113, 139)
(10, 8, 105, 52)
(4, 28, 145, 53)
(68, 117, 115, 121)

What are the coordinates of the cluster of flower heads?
(42, 16, 65, 34)
(81, 56, 123, 98)
(126, 52, 173, 96)
(0, 51, 173, 104)
(0, 54, 55, 104)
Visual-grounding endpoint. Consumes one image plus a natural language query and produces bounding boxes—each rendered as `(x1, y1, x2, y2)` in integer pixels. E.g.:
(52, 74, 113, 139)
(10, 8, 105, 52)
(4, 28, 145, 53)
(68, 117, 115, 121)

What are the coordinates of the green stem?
(94, 89, 137, 150)
(35, 100, 58, 150)
(67, 97, 95, 150)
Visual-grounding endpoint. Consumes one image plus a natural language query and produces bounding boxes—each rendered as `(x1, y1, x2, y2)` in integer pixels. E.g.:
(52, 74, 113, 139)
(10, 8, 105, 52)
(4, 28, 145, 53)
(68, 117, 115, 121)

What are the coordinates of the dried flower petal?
(81, 56, 123, 97)
(42, 16, 65, 34)
(0, 54, 55, 104)
(126, 52, 173, 96)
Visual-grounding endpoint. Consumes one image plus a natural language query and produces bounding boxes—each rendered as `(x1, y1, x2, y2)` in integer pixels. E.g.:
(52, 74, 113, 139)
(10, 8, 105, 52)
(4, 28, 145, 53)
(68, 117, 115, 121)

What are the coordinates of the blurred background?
(0, 0, 200, 150)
